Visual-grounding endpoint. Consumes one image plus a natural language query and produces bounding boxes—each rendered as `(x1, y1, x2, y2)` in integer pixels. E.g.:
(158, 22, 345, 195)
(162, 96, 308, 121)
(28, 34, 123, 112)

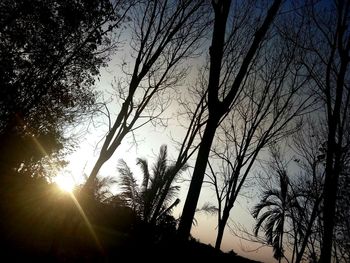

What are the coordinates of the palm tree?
(252, 169, 293, 262)
(117, 145, 186, 224)
(117, 159, 141, 212)
(90, 175, 118, 203)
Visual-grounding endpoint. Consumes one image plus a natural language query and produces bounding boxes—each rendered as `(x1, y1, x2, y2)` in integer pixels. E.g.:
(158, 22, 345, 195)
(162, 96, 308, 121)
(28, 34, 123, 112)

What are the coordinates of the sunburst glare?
(54, 174, 76, 192)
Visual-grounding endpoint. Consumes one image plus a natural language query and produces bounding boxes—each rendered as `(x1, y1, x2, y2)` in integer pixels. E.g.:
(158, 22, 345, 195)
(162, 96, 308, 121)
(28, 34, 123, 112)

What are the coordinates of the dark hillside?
(0, 175, 261, 263)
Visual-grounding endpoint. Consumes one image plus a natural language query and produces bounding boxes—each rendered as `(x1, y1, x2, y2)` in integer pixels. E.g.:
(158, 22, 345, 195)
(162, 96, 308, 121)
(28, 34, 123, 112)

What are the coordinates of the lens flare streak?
(69, 192, 104, 254)
(30, 131, 103, 254)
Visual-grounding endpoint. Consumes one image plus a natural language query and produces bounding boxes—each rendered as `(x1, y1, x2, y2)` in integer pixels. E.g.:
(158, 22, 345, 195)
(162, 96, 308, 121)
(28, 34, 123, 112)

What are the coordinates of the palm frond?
(152, 145, 168, 182)
(117, 159, 140, 210)
(272, 235, 283, 260)
(261, 189, 282, 203)
(252, 200, 279, 218)
(166, 163, 188, 182)
(161, 185, 180, 205)
(115, 146, 185, 224)
(94, 175, 118, 202)
(136, 157, 150, 193)
(265, 216, 276, 244)
(157, 198, 180, 220)
(196, 202, 218, 215)
(254, 210, 274, 236)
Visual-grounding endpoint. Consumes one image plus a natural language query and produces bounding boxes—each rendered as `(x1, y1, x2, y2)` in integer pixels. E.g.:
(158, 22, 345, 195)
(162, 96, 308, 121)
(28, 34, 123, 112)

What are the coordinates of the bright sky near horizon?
(60, 130, 276, 263)
(57, 64, 277, 263)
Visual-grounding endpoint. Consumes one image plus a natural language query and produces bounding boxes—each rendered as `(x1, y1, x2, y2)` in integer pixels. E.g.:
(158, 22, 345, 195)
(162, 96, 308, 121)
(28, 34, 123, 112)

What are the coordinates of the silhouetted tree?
(290, 1, 350, 262)
(117, 145, 186, 224)
(0, 0, 129, 176)
(252, 117, 348, 263)
(333, 167, 350, 262)
(206, 22, 310, 248)
(289, 120, 325, 263)
(252, 146, 298, 262)
(160, 80, 209, 224)
(331, 121, 350, 262)
(178, 0, 283, 239)
(84, 0, 209, 192)
(86, 175, 118, 204)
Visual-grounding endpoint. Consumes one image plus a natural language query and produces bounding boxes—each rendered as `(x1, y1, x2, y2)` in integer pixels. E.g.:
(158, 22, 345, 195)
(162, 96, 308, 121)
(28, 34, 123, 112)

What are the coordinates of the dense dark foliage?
(0, 0, 119, 175)
(0, 174, 260, 263)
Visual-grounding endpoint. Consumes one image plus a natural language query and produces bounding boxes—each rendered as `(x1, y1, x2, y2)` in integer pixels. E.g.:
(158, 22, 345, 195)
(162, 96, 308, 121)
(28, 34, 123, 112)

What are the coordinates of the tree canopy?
(0, 0, 125, 176)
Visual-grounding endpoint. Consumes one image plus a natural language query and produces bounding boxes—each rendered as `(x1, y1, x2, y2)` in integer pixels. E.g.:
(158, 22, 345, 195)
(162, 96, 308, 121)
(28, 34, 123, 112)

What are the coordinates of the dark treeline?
(0, 0, 349, 263)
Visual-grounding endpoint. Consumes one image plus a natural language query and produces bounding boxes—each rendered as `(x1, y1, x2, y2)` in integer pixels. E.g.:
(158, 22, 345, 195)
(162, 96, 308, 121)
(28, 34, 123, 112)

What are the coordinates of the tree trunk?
(177, 0, 231, 241)
(177, 116, 220, 240)
(215, 206, 231, 249)
(295, 196, 321, 263)
(279, 216, 284, 263)
(83, 157, 106, 193)
(319, 168, 335, 263)
(319, 37, 348, 263)
(319, 139, 339, 263)
(177, 0, 282, 242)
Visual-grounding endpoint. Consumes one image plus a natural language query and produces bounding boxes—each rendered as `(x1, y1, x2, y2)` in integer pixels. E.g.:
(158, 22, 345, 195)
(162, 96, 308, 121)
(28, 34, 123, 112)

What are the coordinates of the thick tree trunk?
(177, 116, 220, 240)
(319, 25, 348, 261)
(319, 138, 339, 263)
(177, 0, 231, 241)
(177, 0, 282, 241)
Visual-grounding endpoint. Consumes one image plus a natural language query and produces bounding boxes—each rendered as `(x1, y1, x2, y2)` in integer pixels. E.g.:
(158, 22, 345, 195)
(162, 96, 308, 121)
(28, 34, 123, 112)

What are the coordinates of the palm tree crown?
(252, 170, 295, 261)
(117, 145, 186, 224)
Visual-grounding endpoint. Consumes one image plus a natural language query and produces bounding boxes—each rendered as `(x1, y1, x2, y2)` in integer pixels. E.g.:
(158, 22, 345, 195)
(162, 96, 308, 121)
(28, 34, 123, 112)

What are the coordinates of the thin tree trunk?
(295, 197, 321, 263)
(215, 206, 230, 249)
(279, 210, 285, 263)
(320, 158, 335, 263)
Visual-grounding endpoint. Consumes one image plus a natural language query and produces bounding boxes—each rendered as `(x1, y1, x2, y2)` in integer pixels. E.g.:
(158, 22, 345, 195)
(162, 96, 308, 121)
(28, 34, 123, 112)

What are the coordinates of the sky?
(54, 5, 283, 259)
(60, 126, 276, 263)
(57, 60, 278, 263)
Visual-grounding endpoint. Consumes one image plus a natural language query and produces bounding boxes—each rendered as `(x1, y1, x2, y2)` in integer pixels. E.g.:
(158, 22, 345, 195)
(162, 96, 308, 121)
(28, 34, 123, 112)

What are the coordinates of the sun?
(54, 174, 76, 192)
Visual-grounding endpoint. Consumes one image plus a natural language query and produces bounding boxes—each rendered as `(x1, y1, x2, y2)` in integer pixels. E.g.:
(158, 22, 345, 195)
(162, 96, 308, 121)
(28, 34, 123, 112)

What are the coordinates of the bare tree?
(205, 25, 311, 249)
(288, 120, 325, 263)
(292, 1, 350, 262)
(178, 0, 284, 240)
(251, 117, 347, 263)
(83, 0, 209, 191)
(151, 88, 209, 224)
(222, 116, 346, 262)
(173, 67, 210, 167)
